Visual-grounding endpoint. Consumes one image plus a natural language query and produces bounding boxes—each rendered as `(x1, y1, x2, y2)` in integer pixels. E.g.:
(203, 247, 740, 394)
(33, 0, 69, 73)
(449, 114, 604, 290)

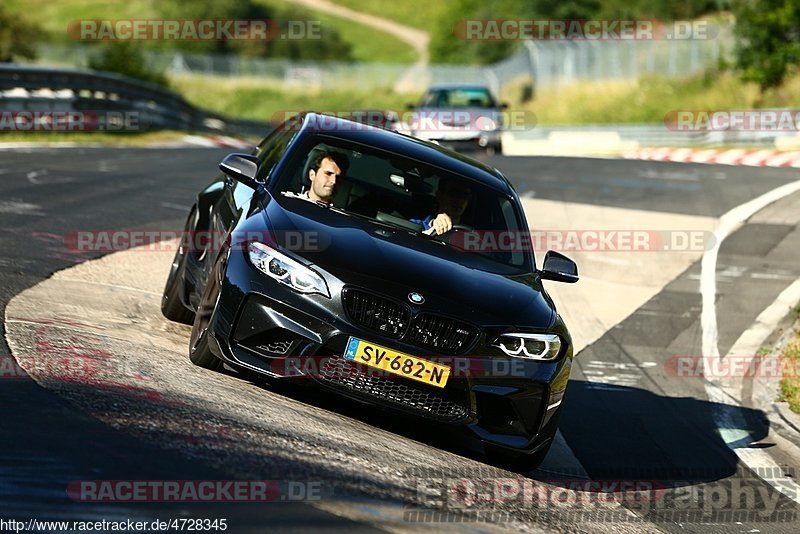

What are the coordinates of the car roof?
(426, 83, 493, 91)
(295, 112, 512, 194)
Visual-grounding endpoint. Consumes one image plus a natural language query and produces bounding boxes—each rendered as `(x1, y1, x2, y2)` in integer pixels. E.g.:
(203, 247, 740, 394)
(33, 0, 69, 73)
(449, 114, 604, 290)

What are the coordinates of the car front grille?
(342, 289, 410, 338)
(319, 355, 469, 422)
(342, 288, 479, 354)
(409, 313, 479, 354)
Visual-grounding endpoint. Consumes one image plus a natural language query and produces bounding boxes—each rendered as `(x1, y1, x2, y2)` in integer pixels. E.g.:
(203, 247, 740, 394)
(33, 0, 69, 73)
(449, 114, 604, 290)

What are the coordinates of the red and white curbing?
(183, 135, 253, 150)
(624, 147, 800, 167)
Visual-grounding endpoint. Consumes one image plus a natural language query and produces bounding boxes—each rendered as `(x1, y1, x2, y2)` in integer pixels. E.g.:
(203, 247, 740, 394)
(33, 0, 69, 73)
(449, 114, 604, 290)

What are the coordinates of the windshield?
(421, 87, 496, 108)
(273, 136, 530, 271)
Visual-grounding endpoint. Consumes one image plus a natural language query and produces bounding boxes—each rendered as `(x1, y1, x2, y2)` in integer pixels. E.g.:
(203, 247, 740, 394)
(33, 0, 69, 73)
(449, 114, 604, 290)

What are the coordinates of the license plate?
(343, 337, 450, 388)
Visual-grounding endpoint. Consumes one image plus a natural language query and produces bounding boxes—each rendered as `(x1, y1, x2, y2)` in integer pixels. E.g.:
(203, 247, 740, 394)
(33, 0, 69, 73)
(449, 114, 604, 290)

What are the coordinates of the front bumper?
(206, 248, 572, 454)
(407, 129, 503, 150)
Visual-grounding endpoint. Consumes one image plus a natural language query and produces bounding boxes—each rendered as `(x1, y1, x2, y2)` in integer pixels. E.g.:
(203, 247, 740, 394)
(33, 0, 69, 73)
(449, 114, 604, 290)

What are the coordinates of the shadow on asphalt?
(559, 379, 769, 485)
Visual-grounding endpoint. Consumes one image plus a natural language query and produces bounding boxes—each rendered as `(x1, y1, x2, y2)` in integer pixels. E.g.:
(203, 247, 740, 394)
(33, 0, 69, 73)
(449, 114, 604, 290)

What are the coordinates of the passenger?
(411, 177, 472, 235)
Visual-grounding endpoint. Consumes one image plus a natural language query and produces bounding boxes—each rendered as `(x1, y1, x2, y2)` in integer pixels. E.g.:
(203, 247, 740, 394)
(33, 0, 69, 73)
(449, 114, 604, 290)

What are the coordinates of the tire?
(161, 209, 196, 325)
(188, 251, 225, 371)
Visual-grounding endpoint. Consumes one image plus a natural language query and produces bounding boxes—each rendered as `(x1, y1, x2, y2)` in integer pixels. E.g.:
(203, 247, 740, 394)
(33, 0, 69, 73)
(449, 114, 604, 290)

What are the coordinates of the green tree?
(89, 42, 169, 87)
(0, 5, 39, 62)
(156, 0, 352, 61)
(734, 0, 800, 90)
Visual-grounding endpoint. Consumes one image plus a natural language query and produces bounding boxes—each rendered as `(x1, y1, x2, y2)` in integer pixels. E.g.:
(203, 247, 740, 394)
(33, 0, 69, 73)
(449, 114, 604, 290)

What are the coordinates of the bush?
(734, 0, 800, 91)
(89, 42, 169, 88)
(0, 5, 39, 62)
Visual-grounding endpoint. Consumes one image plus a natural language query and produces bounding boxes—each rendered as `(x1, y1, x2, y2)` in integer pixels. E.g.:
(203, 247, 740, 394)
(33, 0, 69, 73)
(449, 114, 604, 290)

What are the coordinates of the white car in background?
(402, 84, 507, 155)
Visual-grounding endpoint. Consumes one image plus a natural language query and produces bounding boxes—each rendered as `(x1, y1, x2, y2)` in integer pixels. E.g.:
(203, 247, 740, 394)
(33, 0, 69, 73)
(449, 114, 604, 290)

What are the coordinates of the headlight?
(476, 117, 497, 131)
(247, 242, 330, 298)
(491, 333, 561, 360)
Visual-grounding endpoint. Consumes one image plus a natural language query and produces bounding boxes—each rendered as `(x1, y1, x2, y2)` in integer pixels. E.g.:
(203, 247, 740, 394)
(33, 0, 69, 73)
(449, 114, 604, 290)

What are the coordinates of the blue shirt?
(409, 215, 435, 231)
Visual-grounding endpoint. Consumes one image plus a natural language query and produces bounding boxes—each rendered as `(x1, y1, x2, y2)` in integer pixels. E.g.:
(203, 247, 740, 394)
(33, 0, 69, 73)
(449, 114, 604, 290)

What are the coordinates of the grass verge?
(170, 74, 416, 121)
(507, 70, 800, 125)
(5, 0, 416, 65)
(0, 130, 195, 146)
(328, 0, 445, 33)
(778, 306, 800, 414)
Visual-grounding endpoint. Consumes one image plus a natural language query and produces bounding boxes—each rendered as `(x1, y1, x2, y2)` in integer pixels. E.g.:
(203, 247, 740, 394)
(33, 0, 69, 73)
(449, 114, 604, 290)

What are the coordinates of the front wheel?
(188, 253, 225, 371)
(161, 209, 196, 324)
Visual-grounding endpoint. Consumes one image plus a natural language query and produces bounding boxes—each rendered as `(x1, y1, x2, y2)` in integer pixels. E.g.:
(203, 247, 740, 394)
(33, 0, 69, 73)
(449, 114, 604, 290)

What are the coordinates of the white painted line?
(700, 180, 800, 505)
(0, 200, 46, 216)
(725, 278, 800, 376)
(705, 380, 800, 506)
(160, 202, 190, 211)
(701, 179, 800, 359)
(750, 272, 798, 281)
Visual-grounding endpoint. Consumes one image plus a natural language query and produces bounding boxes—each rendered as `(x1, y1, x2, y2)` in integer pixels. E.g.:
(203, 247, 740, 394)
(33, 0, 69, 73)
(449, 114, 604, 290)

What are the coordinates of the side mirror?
(219, 153, 262, 189)
(539, 250, 579, 283)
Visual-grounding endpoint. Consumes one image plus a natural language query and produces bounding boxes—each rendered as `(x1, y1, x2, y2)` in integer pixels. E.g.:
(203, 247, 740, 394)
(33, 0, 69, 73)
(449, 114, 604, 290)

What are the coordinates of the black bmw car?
(161, 112, 579, 468)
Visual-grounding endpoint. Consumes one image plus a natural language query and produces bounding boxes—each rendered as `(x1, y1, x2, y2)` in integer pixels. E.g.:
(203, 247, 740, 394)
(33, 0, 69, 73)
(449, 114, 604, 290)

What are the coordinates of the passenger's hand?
(425, 213, 452, 235)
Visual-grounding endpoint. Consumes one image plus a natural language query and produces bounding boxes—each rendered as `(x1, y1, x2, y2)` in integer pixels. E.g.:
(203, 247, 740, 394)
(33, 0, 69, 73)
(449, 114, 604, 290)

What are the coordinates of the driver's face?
(438, 182, 471, 217)
(308, 157, 344, 203)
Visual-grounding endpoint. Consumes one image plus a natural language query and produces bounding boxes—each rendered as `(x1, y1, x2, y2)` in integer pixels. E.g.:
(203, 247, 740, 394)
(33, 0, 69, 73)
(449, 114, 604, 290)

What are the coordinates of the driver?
(289, 151, 349, 206)
(411, 177, 472, 235)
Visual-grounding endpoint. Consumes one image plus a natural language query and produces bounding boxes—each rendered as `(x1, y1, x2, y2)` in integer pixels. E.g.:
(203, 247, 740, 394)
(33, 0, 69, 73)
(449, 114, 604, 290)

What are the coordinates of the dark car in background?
(402, 83, 508, 154)
(161, 113, 578, 468)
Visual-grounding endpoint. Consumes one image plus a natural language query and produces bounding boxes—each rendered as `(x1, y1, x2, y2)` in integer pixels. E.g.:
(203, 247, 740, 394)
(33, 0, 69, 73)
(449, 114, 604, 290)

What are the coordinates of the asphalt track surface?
(1, 147, 799, 532)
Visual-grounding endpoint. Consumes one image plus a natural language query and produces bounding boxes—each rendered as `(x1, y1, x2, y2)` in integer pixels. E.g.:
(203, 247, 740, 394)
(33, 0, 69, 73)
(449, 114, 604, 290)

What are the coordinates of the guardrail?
(502, 123, 800, 156)
(0, 64, 273, 137)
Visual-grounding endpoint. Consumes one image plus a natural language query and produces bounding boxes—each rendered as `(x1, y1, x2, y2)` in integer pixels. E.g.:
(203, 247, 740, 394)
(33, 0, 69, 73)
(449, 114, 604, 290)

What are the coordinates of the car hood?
(262, 197, 555, 328)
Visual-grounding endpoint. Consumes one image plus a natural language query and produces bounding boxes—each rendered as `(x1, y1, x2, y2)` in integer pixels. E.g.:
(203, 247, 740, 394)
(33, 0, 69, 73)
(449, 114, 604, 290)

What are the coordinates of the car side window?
(255, 127, 296, 182)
